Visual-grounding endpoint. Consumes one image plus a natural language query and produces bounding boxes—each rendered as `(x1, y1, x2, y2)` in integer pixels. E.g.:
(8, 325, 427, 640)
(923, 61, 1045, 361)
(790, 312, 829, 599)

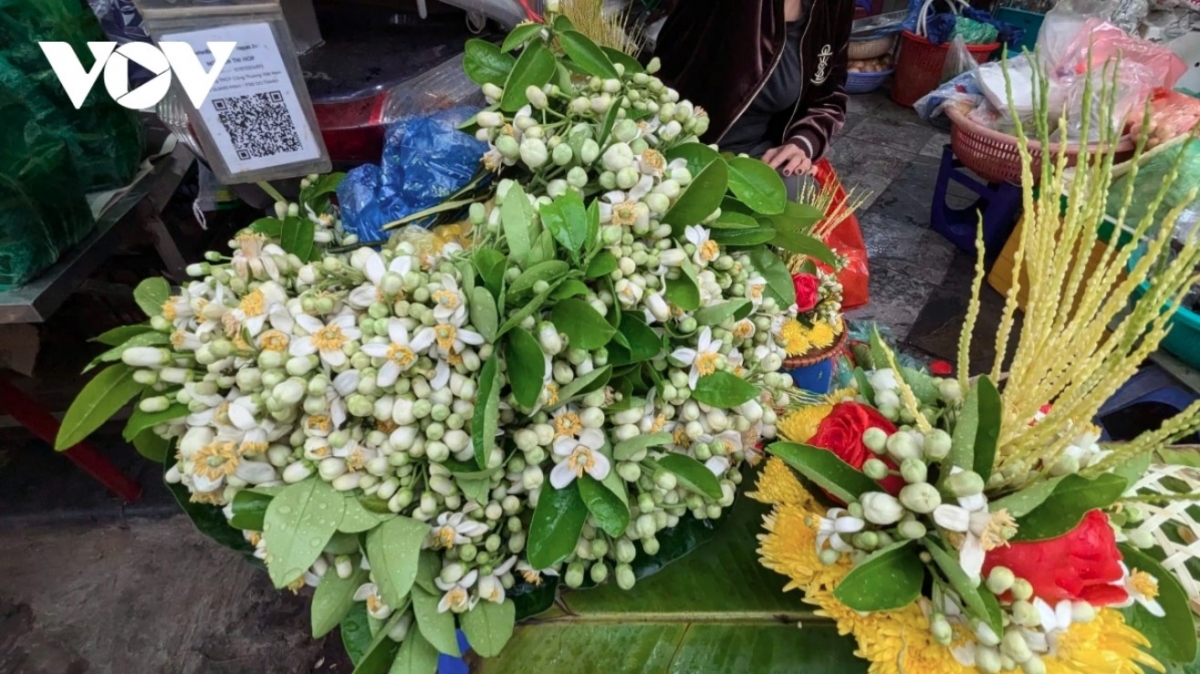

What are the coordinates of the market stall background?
(3, 0, 1200, 671)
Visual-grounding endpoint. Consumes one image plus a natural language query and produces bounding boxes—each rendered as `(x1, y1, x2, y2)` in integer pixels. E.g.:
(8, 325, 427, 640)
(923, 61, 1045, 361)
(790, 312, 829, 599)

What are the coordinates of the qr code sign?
(212, 91, 302, 160)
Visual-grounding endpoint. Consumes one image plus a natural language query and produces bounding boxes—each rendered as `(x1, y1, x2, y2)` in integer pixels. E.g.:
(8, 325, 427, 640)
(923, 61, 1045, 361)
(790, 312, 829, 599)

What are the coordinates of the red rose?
(983, 510, 1128, 606)
(808, 402, 905, 496)
(792, 273, 820, 313)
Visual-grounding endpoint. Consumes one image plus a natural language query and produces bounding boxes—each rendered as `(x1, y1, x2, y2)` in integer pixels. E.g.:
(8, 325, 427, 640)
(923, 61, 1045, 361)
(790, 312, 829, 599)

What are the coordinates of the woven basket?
(846, 69, 893, 95)
(1124, 462, 1200, 615)
(946, 106, 1137, 185)
(783, 325, 850, 369)
(849, 34, 897, 60)
(891, 31, 998, 107)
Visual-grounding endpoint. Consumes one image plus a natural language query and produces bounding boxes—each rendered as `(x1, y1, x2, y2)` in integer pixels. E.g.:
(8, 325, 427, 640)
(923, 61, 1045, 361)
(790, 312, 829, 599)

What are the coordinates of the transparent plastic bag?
(1128, 88, 1200, 146)
(914, 69, 986, 121)
(941, 36, 976, 83)
(1107, 139, 1200, 240)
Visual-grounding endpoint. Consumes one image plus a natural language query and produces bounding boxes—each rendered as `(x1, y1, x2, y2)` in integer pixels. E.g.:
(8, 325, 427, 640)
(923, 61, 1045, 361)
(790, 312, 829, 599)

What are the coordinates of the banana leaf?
(470, 495, 868, 673)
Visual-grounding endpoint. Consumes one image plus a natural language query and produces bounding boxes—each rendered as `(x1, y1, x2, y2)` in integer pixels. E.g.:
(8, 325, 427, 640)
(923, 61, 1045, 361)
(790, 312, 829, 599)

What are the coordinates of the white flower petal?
(550, 462, 577, 489)
(295, 314, 324, 334)
(322, 348, 348, 368)
(376, 361, 401, 388)
(364, 252, 386, 285)
(587, 451, 611, 481)
(387, 319, 409, 345)
(290, 336, 318, 357)
(578, 427, 605, 451)
(410, 327, 436, 353)
(960, 534, 985, 583)
(705, 455, 731, 476)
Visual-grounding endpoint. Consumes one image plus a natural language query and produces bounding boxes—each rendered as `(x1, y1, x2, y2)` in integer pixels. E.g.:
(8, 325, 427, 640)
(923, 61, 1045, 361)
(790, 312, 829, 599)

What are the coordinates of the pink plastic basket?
(946, 106, 1137, 185)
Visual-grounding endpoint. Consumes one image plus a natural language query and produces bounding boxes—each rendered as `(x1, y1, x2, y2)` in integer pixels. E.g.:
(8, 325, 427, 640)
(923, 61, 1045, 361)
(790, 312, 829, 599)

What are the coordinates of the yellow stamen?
(554, 412, 584, 438)
(611, 201, 638, 226)
(695, 351, 720, 377)
(733, 320, 755, 339)
(170, 331, 190, 349)
(1130, 570, 1159, 600)
(248, 532, 263, 546)
(240, 440, 268, 456)
(366, 593, 386, 614)
(193, 441, 239, 480)
(306, 415, 333, 434)
(345, 448, 366, 472)
(432, 289, 461, 311)
(649, 414, 667, 433)
(312, 325, 348, 352)
(640, 149, 666, 174)
(162, 297, 179, 321)
(434, 526, 457, 549)
(673, 426, 690, 448)
(387, 343, 416, 368)
(260, 330, 289, 352)
(447, 350, 464, 367)
(190, 491, 223, 505)
(566, 446, 596, 477)
(239, 290, 266, 317)
(434, 325, 457, 352)
(521, 570, 543, 586)
(698, 239, 719, 262)
(377, 419, 398, 434)
(287, 577, 306, 593)
(979, 510, 1017, 551)
(544, 382, 560, 406)
(750, 284, 765, 301)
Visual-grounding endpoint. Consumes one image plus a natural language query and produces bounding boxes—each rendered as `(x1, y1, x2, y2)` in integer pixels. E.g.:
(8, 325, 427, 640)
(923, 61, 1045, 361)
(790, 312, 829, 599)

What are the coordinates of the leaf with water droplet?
(365, 516, 429, 609)
(263, 478, 346, 589)
(339, 493, 396, 534)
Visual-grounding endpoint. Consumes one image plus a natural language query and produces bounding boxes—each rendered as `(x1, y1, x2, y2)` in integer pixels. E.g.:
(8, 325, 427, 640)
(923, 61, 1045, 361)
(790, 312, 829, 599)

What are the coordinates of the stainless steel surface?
(0, 145, 194, 324)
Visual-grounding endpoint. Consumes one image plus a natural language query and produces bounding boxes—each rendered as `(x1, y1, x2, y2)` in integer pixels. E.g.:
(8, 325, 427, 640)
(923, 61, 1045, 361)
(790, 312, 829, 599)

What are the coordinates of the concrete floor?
(0, 88, 990, 674)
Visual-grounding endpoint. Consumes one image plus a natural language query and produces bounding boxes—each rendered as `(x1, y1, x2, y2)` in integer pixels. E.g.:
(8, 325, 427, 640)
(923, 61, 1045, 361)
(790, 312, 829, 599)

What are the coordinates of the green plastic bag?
(951, 17, 999, 46)
(1107, 141, 1200, 242)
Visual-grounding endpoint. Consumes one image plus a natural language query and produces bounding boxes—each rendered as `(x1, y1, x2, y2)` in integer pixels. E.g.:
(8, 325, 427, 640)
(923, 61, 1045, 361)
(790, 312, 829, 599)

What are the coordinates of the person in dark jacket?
(654, 0, 852, 185)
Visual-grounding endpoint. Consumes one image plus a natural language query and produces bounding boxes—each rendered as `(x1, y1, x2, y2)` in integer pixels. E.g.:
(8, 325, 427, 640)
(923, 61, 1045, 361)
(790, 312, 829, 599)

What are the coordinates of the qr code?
(212, 91, 302, 160)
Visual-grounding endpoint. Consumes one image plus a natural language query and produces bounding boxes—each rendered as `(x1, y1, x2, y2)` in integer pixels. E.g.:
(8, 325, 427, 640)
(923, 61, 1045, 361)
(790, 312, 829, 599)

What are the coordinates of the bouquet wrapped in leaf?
(54, 8, 838, 671)
(757, 63, 1200, 674)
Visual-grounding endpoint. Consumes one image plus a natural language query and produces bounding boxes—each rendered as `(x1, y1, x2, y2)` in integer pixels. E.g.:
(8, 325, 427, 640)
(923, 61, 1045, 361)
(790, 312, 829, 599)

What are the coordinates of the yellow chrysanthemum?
(808, 320, 838, 350)
(777, 404, 832, 444)
(779, 319, 812, 356)
(756, 458, 1162, 674)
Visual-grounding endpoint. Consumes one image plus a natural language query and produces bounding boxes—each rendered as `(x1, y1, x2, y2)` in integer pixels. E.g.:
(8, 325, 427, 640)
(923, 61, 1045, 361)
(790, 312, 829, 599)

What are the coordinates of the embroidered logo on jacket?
(811, 44, 833, 85)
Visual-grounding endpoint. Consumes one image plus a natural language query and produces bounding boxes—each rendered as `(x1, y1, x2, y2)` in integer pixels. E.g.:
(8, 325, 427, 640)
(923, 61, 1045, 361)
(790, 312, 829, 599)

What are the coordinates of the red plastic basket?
(891, 31, 999, 108)
(945, 105, 1137, 185)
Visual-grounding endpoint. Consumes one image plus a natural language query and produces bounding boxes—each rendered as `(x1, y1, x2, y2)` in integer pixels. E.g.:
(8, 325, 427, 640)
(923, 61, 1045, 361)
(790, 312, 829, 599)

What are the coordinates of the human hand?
(763, 144, 814, 177)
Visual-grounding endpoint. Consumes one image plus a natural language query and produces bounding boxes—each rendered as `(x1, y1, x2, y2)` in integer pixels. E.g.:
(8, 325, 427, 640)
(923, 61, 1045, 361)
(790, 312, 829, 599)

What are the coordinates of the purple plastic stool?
(931, 145, 1023, 257)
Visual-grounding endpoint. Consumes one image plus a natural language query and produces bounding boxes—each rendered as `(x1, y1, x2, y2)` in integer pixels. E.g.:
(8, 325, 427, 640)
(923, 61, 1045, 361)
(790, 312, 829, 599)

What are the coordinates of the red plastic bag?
(813, 158, 870, 310)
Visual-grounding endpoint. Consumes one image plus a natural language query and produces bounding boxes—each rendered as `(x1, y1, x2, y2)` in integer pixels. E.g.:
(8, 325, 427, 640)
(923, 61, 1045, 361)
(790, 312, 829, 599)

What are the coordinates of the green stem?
(257, 181, 287, 205)
(381, 198, 479, 231)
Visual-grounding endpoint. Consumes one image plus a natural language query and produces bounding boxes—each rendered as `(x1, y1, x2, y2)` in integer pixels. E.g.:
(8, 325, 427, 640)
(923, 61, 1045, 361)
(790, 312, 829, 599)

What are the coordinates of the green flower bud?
(616, 563, 636, 590)
(946, 470, 985, 497)
(930, 615, 953, 645)
(1010, 578, 1033, 602)
(986, 566, 1015, 595)
(552, 143, 573, 166)
(897, 519, 926, 539)
(863, 458, 890, 480)
(900, 458, 928, 484)
(854, 531, 879, 550)
(641, 536, 660, 555)
(1011, 600, 1040, 627)
(1001, 629, 1032, 663)
(886, 431, 921, 461)
(819, 548, 841, 565)
(590, 561, 609, 584)
(565, 561, 585, 588)
(923, 428, 952, 461)
(581, 139, 601, 165)
(863, 427, 889, 454)
(898, 483, 941, 513)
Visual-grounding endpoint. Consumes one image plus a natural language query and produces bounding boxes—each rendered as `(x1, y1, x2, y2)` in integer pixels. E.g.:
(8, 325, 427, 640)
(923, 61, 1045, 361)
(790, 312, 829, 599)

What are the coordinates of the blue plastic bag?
(926, 8, 1024, 49)
(337, 107, 485, 243)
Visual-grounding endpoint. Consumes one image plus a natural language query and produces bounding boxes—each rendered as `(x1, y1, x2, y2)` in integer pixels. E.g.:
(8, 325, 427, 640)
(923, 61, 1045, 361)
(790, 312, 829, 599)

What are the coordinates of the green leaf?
(613, 432, 673, 461)
(664, 262, 700, 312)
(663, 157, 728, 229)
(263, 479, 345, 588)
(554, 61, 576, 94)
(230, 490, 273, 530)
(131, 429, 169, 462)
(502, 22, 544, 52)
(1118, 544, 1197, 664)
(726, 157, 786, 215)
(832, 540, 924, 612)
(666, 142, 722, 179)
(464, 38, 516, 86)
(853, 367, 875, 406)
(578, 474, 630, 537)
(501, 41, 556, 112)
(601, 47, 642, 73)
(249, 217, 284, 237)
(92, 324, 152, 346)
(585, 251, 617, 279)
(365, 516, 429, 608)
(599, 97, 622, 144)
(312, 565, 368, 638)
(608, 314, 661, 366)
(280, 216, 316, 261)
(767, 201, 822, 235)
(412, 585, 461, 656)
(469, 287, 499, 343)
(971, 376, 1001, 480)
(497, 283, 556, 337)
(506, 329, 546, 409)
(558, 30, 618, 78)
(691, 372, 759, 408)
(526, 229, 555, 267)
(925, 537, 1003, 635)
(461, 599, 516, 658)
(710, 212, 761, 229)
(459, 475, 492, 506)
(1113, 451, 1153, 486)
(900, 366, 942, 406)
(501, 184, 535, 263)
(946, 380, 982, 477)
(693, 300, 750, 326)
(527, 481, 588, 569)
(352, 611, 405, 674)
(56, 364, 142, 450)
(341, 603, 375, 665)
(340, 494, 397, 533)
(1011, 473, 1128, 541)
(551, 279, 590, 300)
(389, 629, 440, 674)
(299, 172, 345, 208)
(541, 190, 590, 256)
(509, 260, 570, 298)
(745, 248, 796, 309)
(551, 298, 616, 350)
(325, 532, 362, 555)
(555, 364, 612, 405)
(473, 356, 502, 469)
(768, 442, 881, 504)
(133, 277, 170, 318)
(988, 477, 1063, 518)
(770, 229, 837, 267)
(657, 454, 722, 499)
(474, 248, 508, 300)
(122, 403, 186, 441)
(552, 15, 575, 31)
(710, 226, 776, 248)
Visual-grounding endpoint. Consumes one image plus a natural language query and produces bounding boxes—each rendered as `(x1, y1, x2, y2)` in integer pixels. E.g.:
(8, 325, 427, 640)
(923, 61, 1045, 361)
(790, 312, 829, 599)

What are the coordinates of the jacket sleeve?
(786, 2, 851, 161)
